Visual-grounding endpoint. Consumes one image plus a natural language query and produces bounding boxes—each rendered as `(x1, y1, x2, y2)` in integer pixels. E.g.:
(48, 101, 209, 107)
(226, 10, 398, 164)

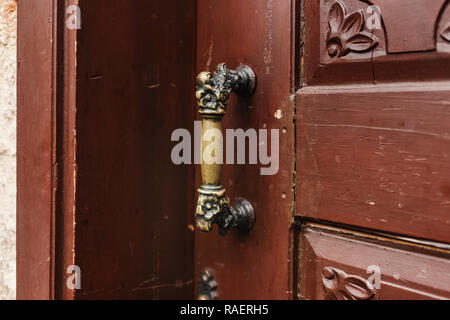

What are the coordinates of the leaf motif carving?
(341, 10, 364, 37)
(343, 275, 375, 299)
(347, 32, 379, 52)
(441, 23, 450, 42)
(322, 267, 376, 300)
(326, 1, 378, 57)
(328, 1, 345, 33)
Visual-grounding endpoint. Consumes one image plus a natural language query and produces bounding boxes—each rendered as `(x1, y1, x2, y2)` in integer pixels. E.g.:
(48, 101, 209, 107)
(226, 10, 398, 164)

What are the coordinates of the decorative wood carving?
(323, 0, 450, 58)
(441, 23, 450, 42)
(307, 0, 450, 83)
(322, 267, 376, 300)
(326, 1, 378, 57)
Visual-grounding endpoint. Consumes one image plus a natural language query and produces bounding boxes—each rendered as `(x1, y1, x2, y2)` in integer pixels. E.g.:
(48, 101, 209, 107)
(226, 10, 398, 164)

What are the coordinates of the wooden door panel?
(304, 0, 450, 85)
(17, 0, 55, 300)
(18, 0, 198, 299)
(298, 224, 450, 300)
(74, 0, 196, 299)
(298, 0, 450, 300)
(195, 0, 295, 299)
(296, 84, 450, 243)
(18, 0, 450, 301)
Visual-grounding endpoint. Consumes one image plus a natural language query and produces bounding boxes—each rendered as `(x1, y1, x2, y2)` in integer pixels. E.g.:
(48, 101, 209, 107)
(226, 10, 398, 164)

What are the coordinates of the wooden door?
(18, 0, 450, 300)
(18, 0, 197, 300)
(195, 0, 450, 300)
(194, 0, 296, 300)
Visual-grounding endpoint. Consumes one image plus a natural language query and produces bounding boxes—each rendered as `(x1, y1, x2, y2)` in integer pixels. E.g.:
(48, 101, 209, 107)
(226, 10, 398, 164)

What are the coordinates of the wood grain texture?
(298, 0, 450, 300)
(17, 0, 80, 299)
(18, 0, 197, 300)
(18, 0, 86, 300)
(53, 0, 79, 300)
(73, 0, 196, 299)
(195, 0, 295, 299)
(298, 224, 450, 299)
(296, 83, 450, 243)
(17, 0, 54, 300)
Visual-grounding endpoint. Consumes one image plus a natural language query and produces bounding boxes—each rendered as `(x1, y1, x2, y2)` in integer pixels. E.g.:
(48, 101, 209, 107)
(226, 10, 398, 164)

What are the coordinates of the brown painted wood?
(296, 0, 450, 299)
(18, 0, 197, 299)
(73, 0, 196, 299)
(194, 0, 296, 299)
(298, 224, 450, 299)
(296, 84, 450, 243)
(17, 0, 55, 300)
(297, 0, 450, 243)
(53, 0, 79, 300)
(18, 0, 450, 301)
(303, 0, 450, 85)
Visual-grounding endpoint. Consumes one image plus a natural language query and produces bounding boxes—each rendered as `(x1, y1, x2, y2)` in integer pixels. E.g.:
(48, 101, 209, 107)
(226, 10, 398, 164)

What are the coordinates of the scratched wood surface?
(73, 0, 197, 299)
(17, 0, 55, 300)
(18, 0, 450, 300)
(297, 0, 450, 244)
(18, 0, 82, 300)
(298, 224, 450, 300)
(296, 84, 450, 243)
(195, 0, 295, 299)
(18, 0, 197, 299)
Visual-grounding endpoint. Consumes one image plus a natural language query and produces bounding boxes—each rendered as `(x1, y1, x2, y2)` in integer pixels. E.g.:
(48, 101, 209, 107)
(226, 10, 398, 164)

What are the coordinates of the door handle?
(198, 268, 218, 300)
(195, 63, 256, 236)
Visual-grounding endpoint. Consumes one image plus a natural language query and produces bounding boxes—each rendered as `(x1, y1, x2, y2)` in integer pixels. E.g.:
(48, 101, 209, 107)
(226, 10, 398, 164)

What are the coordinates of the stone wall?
(0, 0, 16, 300)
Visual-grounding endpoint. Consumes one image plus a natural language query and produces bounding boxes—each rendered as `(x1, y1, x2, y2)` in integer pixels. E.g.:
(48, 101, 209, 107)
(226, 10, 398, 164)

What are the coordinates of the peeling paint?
(205, 37, 214, 71)
(263, 0, 273, 75)
(274, 109, 282, 119)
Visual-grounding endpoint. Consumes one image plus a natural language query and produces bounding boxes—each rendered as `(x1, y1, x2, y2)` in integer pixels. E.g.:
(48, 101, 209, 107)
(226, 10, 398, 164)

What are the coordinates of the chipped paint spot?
(274, 109, 282, 119)
(206, 37, 214, 71)
(147, 83, 160, 89)
(263, 0, 273, 75)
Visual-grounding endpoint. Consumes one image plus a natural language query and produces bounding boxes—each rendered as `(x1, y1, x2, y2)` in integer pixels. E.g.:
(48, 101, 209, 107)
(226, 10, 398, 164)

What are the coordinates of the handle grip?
(195, 64, 256, 236)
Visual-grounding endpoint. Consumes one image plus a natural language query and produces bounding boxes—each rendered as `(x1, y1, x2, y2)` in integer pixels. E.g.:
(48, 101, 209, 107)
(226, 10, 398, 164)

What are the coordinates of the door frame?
(17, 0, 78, 300)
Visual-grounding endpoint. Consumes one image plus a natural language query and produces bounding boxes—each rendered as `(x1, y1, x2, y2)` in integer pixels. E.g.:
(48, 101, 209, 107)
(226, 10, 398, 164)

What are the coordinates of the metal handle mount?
(195, 63, 256, 236)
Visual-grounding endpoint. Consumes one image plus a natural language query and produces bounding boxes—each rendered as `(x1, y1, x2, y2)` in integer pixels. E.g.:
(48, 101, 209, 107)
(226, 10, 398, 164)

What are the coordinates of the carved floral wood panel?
(321, 0, 450, 61)
(326, 1, 379, 58)
(322, 267, 376, 300)
(304, 0, 450, 83)
(299, 225, 450, 300)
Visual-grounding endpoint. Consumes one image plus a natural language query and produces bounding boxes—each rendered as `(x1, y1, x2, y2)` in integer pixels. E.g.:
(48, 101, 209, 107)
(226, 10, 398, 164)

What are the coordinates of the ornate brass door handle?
(195, 63, 256, 236)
